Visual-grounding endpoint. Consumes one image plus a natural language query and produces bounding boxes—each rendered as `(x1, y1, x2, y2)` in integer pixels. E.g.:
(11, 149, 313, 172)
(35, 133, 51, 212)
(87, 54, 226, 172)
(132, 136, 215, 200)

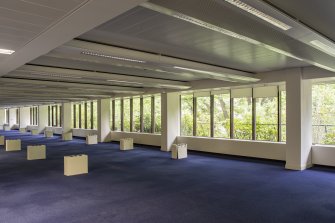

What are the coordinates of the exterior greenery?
(180, 88, 285, 142)
(312, 84, 335, 144)
(110, 95, 161, 134)
(72, 101, 97, 129)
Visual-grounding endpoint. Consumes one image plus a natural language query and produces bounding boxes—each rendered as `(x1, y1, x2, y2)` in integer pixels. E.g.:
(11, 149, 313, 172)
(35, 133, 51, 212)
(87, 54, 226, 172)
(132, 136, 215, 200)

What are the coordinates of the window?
(154, 95, 161, 133)
(48, 105, 61, 127)
(30, 107, 38, 125)
(72, 101, 97, 129)
(16, 108, 20, 124)
(312, 84, 335, 144)
(114, 99, 121, 131)
(255, 97, 278, 141)
(213, 92, 230, 138)
(233, 97, 252, 140)
(5, 108, 9, 124)
(196, 94, 211, 137)
(143, 96, 152, 133)
(180, 85, 285, 142)
(123, 98, 131, 132)
(280, 90, 286, 142)
(180, 94, 194, 136)
(132, 97, 140, 132)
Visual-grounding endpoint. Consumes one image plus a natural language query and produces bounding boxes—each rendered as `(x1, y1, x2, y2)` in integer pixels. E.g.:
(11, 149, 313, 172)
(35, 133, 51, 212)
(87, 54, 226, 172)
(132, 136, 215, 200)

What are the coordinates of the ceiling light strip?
(224, 0, 291, 30)
(0, 48, 15, 55)
(81, 51, 146, 63)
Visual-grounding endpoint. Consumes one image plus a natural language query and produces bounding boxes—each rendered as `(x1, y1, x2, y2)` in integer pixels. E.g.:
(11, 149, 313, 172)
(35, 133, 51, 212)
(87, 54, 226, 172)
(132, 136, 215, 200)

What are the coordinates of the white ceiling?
(1, 0, 335, 107)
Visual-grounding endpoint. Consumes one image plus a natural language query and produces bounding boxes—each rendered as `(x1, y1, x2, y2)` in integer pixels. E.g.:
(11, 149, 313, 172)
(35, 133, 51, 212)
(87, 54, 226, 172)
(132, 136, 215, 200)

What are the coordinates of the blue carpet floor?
(0, 130, 335, 223)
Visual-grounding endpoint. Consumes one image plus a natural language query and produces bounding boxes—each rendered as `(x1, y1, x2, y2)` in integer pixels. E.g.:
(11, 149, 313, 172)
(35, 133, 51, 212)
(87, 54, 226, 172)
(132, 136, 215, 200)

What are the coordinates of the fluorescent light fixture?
(107, 79, 143, 85)
(81, 51, 146, 63)
(0, 48, 15, 55)
(174, 66, 258, 82)
(141, 2, 260, 45)
(157, 84, 190, 90)
(224, 0, 292, 31)
(31, 72, 82, 79)
(310, 40, 335, 57)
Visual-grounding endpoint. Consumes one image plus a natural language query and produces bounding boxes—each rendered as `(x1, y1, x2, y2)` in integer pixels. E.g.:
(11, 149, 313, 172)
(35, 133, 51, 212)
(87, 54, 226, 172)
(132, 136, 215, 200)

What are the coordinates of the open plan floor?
(1, 130, 335, 223)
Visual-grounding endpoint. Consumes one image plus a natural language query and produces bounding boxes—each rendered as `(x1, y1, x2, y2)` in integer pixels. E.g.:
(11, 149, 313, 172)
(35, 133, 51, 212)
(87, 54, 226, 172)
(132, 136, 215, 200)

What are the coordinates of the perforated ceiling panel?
(79, 0, 335, 73)
(0, 0, 88, 52)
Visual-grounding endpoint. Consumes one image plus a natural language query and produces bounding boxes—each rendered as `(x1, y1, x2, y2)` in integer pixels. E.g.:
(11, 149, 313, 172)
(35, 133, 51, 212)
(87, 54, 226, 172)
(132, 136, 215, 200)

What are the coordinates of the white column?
(38, 105, 48, 134)
(9, 108, 17, 128)
(98, 98, 110, 143)
(161, 92, 180, 151)
(19, 107, 30, 128)
(285, 69, 313, 170)
(0, 109, 5, 127)
(62, 103, 72, 133)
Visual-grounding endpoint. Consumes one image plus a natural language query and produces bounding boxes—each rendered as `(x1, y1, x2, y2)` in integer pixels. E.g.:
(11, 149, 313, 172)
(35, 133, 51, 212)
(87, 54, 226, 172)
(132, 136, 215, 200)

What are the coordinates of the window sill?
(178, 136, 286, 144)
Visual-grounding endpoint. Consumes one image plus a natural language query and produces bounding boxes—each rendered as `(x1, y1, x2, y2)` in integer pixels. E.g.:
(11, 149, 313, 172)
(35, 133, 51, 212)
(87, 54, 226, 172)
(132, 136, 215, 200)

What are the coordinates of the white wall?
(98, 98, 110, 142)
(312, 145, 335, 166)
(9, 108, 17, 128)
(111, 131, 161, 146)
(38, 105, 48, 133)
(19, 107, 30, 128)
(72, 128, 98, 138)
(177, 137, 286, 161)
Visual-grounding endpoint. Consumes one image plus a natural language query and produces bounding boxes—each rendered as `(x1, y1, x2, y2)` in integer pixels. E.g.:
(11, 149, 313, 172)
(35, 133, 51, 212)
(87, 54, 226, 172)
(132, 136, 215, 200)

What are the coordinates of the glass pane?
(75, 104, 80, 128)
(143, 97, 152, 133)
(234, 97, 252, 140)
(71, 104, 74, 128)
(214, 94, 230, 138)
(280, 91, 286, 142)
(255, 97, 278, 142)
(133, 98, 141, 132)
(114, 99, 121, 131)
(110, 99, 113, 129)
(123, 99, 131, 132)
(93, 101, 98, 130)
(312, 84, 335, 144)
(81, 103, 86, 129)
(181, 94, 193, 136)
(87, 102, 92, 129)
(155, 95, 161, 133)
(196, 96, 210, 137)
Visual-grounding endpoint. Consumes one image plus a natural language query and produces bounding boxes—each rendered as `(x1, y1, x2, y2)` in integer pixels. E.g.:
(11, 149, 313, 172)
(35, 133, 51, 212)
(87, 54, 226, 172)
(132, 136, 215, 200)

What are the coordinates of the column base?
(285, 163, 313, 171)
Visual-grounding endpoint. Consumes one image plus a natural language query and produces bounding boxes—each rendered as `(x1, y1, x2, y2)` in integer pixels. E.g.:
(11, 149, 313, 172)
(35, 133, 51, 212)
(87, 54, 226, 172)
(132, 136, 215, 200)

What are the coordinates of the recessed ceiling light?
(0, 48, 15, 55)
(107, 79, 143, 85)
(310, 40, 335, 57)
(224, 0, 292, 31)
(81, 51, 146, 63)
(157, 84, 191, 90)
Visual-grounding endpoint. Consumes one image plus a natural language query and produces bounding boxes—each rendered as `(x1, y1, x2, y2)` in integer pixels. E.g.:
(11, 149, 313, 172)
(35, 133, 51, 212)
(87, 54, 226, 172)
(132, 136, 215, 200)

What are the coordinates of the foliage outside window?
(133, 97, 141, 132)
(72, 101, 97, 129)
(123, 98, 131, 132)
(280, 91, 286, 142)
(312, 84, 335, 144)
(155, 95, 161, 133)
(30, 107, 38, 125)
(114, 99, 121, 131)
(234, 97, 252, 140)
(255, 97, 278, 141)
(196, 96, 211, 137)
(180, 94, 194, 136)
(213, 93, 230, 138)
(48, 105, 61, 127)
(143, 97, 152, 133)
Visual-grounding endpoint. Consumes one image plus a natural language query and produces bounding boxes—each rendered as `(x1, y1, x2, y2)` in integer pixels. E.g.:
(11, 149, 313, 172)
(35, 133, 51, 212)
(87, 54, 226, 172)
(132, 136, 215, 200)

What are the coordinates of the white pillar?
(98, 98, 110, 143)
(19, 107, 30, 128)
(9, 108, 17, 128)
(38, 105, 48, 134)
(161, 92, 180, 151)
(285, 69, 313, 170)
(0, 109, 5, 127)
(62, 103, 72, 133)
